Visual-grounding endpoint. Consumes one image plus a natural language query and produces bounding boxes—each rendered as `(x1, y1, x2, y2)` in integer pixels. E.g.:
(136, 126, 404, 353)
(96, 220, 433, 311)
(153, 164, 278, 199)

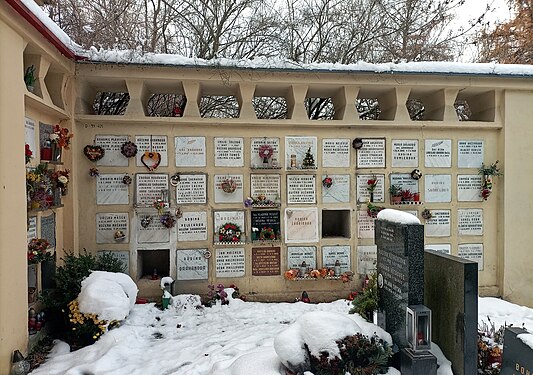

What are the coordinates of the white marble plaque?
(287, 246, 317, 269)
(457, 175, 483, 202)
(287, 175, 316, 204)
(322, 175, 350, 203)
(176, 174, 207, 204)
(356, 138, 386, 168)
(135, 135, 168, 167)
(458, 140, 484, 168)
(97, 174, 129, 205)
(458, 209, 483, 236)
(285, 136, 318, 169)
(458, 243, 484, 271)
(95, 135, 129, 166)
(176, 249, 209, 280)
(424, 210, 451, 237)
(27, 217, 37, 243)
(216, 248, 246, 277)
(96, 213, 129, 244)
(175, 136, 206, 167)
(214, 211, 245, 238)
(322, 246, 351, 272)
(390, 173, 419, 193)
(177, 211, 208, 241)
(425, 244, 451, 255)
(392, 140, 418, 167)
(250, 138, 280, 167)
(251, 174, 281, 201)
(425, 139, 452, 168)
(214, 138, 244, 167)
(357, 245, 377, 274)
(135, 174, 169, 206)
(214, 175, 244, 203)
(25, 117, 36, 159)
(424, 174, 451, 203)
(322, 139, 350, 167)
(137, 216, 170, 243)
(97, 250, 130, 273)
(357, 210, 375, 239)
(285, 208, 319, 243)
(356, 174, 385, 203)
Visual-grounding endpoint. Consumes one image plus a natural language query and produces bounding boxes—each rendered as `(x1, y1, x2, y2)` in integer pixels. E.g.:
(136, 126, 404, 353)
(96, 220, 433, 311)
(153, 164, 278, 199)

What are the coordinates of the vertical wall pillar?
(237, 82, 257, 120)
(287, 84, 308, 120)
(125, 79, 147, 116)
(182, 81, 201, 118)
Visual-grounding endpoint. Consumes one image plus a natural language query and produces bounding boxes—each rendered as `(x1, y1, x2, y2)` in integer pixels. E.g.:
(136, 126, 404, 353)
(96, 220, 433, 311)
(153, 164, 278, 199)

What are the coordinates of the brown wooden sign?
(252, 247, 281, 276)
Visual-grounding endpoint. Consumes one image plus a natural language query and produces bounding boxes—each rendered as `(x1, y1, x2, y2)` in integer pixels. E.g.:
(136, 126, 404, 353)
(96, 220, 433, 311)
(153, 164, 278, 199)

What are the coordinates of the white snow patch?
(431, 342, 454, 375)
(518, 333, 533, 350)
(47, 340, 70, 357)
(160, 276, 173, 289)
(377, 208, 421, 225)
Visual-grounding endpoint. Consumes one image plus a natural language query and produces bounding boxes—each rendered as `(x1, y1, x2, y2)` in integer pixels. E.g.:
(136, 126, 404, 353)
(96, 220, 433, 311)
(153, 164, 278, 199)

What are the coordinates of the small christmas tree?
(302, 147, 315, 168)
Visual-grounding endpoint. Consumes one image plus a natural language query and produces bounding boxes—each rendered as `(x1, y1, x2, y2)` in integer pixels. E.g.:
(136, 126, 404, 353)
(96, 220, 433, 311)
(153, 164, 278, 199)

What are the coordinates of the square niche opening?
(322, 210, 351, 238)
(137, 249, 169, 279)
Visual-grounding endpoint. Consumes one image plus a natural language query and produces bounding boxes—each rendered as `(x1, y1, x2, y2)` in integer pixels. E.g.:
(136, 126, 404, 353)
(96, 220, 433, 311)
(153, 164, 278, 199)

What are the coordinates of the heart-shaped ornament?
(141, 151, 161, 171)
(83, 145, 105, 161)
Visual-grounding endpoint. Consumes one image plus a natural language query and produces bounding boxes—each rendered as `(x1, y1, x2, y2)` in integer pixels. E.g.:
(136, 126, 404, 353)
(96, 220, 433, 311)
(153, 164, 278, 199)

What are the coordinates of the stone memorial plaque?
(424, 210, 451, 237)
(285, 136, 318, 169)
(424, 244, 451, 254)
(97, 250, 129, 273)
(135, 174, 169, 206)
(176, 249, 208, 280)
(135, 135, 168, 167)
(322, 245, 351, 272)
(177, 211, 208, 241)
(390, 173, 419, 194)
(176, 174, 207, 204)
(27, 217, 37, 243)
(287, 175, 316, 204)
(285, 208, 318, 243)
(250, 137, 280, 167)
(458, 243, 484, 270)
(392, 140, 418, 168)
(97, 174, 129, 205)
(252, 247, 281, 276)
(458, 209, 483, 236)
(287, 246, 317, 269)
(501, 327, 533, 375)
(96, 213, 129, 244)
(175, 136, 206, 167)
(216, 248, 246, 277)
(322, 174, 350, 203)
(356, 138, 386, 168)
(251, 211, 281, 242)
(137, 216, 169, 243)
(41, 213, 56, 249)
(357, 210, 375, 239)
(39, 122, 53, 150)
(356, 174, 385, 203)
(95, 135, 129, 166)
(357, 245, 377, 274)
(214, 211, 245, 240)
(322, 138, 350, 167)
(425, 139, 452, 168)
(250, 174, 281, 201)
(457, 175, 483, 202)
(425, 174, 451, 202)
(25, 117, 36, 158)
(458, 140, 484, 168)
(214, 175, 244, 203)
(214, 137, 244, 167)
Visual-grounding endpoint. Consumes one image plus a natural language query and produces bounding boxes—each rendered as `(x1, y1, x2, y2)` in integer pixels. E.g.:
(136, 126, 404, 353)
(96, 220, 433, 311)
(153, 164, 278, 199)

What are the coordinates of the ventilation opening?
(406, 99, 425, 121)
(93, 92, 130, 115)
(356, 98, 381, 120)
(455, 90, 495, 122)
(44, 71, 65, 109)
(305, 97, 335, 120)
(147, 93, 187, 117)
(200, 95, 240, 118)
(322, 210, 351, 238)
(454, 100, 472, 121)
(137, 249, 169, 280)
(252, 96, 288, 119)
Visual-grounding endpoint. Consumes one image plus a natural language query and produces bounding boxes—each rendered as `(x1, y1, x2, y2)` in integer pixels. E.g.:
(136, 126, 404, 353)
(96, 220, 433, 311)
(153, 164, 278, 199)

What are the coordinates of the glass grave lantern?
(406, 305, 432, 352)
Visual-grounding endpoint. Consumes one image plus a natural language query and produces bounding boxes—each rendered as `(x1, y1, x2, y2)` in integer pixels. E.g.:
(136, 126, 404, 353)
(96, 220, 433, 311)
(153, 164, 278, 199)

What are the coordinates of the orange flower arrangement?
(50, 124, 74, 149)
(284, 269, 298, 280)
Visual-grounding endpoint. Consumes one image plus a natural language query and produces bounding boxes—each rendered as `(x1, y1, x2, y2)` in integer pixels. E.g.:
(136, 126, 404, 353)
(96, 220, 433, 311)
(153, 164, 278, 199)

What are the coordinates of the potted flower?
(412, 192, 420, 202)
(401, 189, 413, 202)
(24, 65, 36, 92)
(389, 185, 402, 204)
(50, 124, 73, 162)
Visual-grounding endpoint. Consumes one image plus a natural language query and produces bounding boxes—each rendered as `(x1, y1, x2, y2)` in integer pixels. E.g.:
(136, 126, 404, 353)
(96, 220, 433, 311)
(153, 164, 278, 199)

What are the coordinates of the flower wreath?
(221, 178, 237, 193)
(259, 226, 276, 241)
(160, 213, 176, 228)
(322, 176, 333, 188)
(218, 222, 242, 242)
(27, 238, 51, 264)
(120, 141, 138, 158)
(258, 144, 274, 161)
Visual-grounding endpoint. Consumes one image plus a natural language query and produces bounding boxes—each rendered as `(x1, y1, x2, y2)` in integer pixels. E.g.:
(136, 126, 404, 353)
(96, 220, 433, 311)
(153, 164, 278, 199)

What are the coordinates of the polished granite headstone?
(501, 327, 533, 375)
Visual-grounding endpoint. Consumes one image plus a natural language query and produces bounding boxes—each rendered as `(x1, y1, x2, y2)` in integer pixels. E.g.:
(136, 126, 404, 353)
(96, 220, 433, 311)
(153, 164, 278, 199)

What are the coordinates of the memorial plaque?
(176, 249, 208, 280)
(177, 211, 208, 241)
(322, 245, 351, 272)
(356, 174, 385, 203)
(252, 247, 281, 276)
(137, 216, 169, 243)
(424, 244, 451, 254)
(96, 213, 129, 244)
(285, 208, 318, 243)
(214, 174, 244, 203)
(214, 137, 244, 167)
(285, 136, 318, 169)
(425, 139, 452, 168)
(392, 140, 418, 168)
(457, 175, 483, 202)
(357, 245, 377, 274)
(390, 173, 419, 194)
(425, 174, 451, 203)
(27, 216, 37, 244)
(322, 138, 350, 167)
(424, 210, 451, 237)
(135, 135, 168, 167)
(97, 250, 129, 273)
(176, 174, 207, 204)
(25, 117, 36, 158)
(357, 210, 375, 239)
(458, 243, 484, 271)
(287, 175, 316, 204)
(216, 248, 245, 277)
(41, 213, 56, 249)
(251, 211, 281, 242)
(458, 209, 483, 236)
(214, 211, 245, 239)
(97, 174, 129, 205)
(287, 246, 317, 269)
(39, 122, 53, 150)
(250, 137, 280, 167)
(175, 136, 206, 167)
(322, 174, 350, 203)
(95, 135, 129, 166)
(356, 138, 386, 168)
(250, 174, 281, 201)
(458, 140, 484, 168)
(501, 327, 533, 375)
(135, 174, 169, 206)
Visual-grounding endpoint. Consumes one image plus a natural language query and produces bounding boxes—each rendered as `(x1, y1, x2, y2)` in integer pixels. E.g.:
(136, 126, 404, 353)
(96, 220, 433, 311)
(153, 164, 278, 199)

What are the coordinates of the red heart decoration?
(141, 152, 161, 171)
(83, 145, 105, 161)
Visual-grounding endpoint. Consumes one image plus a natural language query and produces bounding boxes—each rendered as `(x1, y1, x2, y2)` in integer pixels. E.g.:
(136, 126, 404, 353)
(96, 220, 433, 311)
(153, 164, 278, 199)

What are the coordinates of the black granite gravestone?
(424, 250, 478, 375)
(501, 326, 533, 375)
